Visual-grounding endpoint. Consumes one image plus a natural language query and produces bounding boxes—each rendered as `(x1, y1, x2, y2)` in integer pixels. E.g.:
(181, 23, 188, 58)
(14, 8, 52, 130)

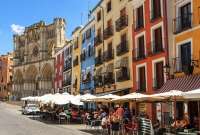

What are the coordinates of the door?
(155, 61, 164, 89)
(181, 42, 191, 71)
(154, 27, 163, 52)
(138, 36, 145, 58)
(139, 66, 146, 91)
(180, 3, 191, 29)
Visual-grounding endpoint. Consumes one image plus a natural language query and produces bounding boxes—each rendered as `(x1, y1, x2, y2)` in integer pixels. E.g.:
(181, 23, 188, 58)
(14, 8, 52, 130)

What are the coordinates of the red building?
(132, 0, 169, 121)
(54, 48, 64, 93)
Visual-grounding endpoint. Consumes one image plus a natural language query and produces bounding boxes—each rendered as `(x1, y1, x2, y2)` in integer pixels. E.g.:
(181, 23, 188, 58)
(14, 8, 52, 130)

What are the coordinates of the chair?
(138, 117, 154, 135)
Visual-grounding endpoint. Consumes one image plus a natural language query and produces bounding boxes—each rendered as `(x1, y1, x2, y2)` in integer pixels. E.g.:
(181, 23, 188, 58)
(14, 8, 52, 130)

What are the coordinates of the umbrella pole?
(198, 101, 200, 130)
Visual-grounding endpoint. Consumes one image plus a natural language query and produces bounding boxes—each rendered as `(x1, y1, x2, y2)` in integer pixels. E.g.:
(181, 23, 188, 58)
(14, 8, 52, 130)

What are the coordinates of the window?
(136, 5, 144, 29)
(107, 1, 112, 13)
(97, 11, 101, 22)
(151, 0, 161, 20)
(138, 66, 146, 91)
(86, 28, 91, 39)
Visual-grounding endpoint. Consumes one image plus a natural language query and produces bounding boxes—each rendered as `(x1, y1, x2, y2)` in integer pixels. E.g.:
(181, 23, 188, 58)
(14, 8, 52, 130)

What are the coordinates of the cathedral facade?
(12, 18, 66, 99)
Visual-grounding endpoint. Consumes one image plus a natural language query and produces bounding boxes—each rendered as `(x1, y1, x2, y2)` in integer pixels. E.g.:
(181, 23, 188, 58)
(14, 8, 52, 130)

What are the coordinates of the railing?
(95, 56, 103, 66)
(104, 49, 114, 62)
(136, 81, 146, 92)
(116, 40, 129, 56)
(148, 40, 165, 56)
(94, 76, 103, 87)
(63, 62, 72, 72)
(134, 19, 144, 31)
(63, 80, 71, 87)
(103, 26, 114, 39)
(133, 48, 147, 61)
(94, 35, 103, 46)
(115, 15, 128, 32)
(116, 68, 130, 82)
(82, 74, 91, 84)
(104, 72, 115, 85)
(173, 57, 193, 74)
(173, 13, 192, 34)
(153, 78, 164, 90)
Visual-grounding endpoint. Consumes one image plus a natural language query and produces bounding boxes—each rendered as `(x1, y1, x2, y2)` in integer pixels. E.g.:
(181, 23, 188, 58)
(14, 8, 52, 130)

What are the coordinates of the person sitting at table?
(124, 108, 131, 120)
(124, 117, 138, 135)
(153, 119, 160, 135)
(171, 118, 182, 128)
(115, 105, 124, 121)
(180, 115, 190, 128)
(110, 112, 120, 134)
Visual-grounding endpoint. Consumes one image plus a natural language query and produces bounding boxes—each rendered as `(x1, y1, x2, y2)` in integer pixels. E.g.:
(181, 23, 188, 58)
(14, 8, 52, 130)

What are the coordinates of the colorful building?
(132, 0, 170, 121)
(80, 19, 95, 95)
(54, 48, 64, 93)
(159, 0, 200, 124)
(92, 0, 133, 97)
(63, 41, 73, 93)
(71, 27, 82, 95)
(0, 53, 13, 99)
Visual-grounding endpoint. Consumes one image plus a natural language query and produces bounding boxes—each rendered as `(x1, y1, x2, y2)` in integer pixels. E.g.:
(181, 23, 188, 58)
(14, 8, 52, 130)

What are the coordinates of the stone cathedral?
(12, 18, 66, 99)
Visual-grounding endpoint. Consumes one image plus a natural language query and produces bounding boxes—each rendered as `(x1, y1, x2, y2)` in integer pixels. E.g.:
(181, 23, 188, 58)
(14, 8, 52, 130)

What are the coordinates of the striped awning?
(158, 75, 200, 93)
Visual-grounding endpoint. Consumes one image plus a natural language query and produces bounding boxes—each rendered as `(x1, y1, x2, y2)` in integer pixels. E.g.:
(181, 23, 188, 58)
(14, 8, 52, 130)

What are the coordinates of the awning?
(95, 88, 131, 96)
(158, 75, 200, 93)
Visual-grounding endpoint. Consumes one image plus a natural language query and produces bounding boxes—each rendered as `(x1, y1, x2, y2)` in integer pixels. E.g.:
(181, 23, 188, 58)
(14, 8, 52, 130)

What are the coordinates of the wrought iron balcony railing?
(116, 40, 129, 56)
(115, 15, 128, 32)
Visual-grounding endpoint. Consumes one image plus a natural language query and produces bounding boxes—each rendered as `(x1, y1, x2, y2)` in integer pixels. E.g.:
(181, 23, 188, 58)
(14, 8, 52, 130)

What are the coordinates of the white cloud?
(11, 24, 25, 35)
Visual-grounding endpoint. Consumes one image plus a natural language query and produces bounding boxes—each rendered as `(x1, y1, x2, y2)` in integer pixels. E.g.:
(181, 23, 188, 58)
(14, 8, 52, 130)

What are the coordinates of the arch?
(14, 69, 23, 83)
(25, 65, 38, 81)
(41, 63, 53, 80)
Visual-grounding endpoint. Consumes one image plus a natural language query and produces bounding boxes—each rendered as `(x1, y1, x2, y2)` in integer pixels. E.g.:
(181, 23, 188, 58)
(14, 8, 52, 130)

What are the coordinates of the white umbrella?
(38, 94, 54, 104)
(51, 93, 70, 105)
(151, 90, 185, 99)
(93, 94, 120, 102)
(80, 93, 97, 102)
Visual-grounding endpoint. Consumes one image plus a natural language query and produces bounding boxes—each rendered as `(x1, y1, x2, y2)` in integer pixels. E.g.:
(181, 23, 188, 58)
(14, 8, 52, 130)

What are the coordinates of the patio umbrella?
(51, 93, 70, 105)
(93, 94, 121, 102)
(80, 93, 97, 102)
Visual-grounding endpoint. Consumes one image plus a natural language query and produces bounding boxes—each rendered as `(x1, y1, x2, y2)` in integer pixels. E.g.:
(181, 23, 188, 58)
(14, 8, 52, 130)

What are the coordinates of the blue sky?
(0, 0, 99, 55)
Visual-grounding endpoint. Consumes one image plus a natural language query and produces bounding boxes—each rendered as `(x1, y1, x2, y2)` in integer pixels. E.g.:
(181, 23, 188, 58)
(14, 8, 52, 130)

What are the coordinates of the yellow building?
(173, 0, 200, 76)
(92, 0, 133, 95)
(71, 27, 82, 95)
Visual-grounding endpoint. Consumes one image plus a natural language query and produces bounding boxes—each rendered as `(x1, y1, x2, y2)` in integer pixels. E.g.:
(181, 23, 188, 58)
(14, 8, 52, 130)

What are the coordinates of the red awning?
(158, 75, 200, 93)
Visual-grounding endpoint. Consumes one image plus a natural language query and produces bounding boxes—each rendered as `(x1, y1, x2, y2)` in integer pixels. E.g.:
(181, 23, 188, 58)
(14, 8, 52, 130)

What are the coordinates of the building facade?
(63, 41, 73, 93)
(54, 48, 64, 93)
(0, 53, 13, 99)
(132, 0, 170, 120)
(80, 19, 95, 95)
(92, 0, 133, 96)
(12, 18, 66, 99)
(71, 27, 82, 95)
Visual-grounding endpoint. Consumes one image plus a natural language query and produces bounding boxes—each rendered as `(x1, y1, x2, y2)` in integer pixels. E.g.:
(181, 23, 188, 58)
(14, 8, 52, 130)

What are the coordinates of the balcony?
(103, 26, 114, 39)
(116, 67, 130, 82)
(104, 49, 114, 62)
(115, 15, 128, 32)
(173, 57, 193, 75)
(74, 41, 78, 50)
(73, 57, 79, 67)
(95, 56, 103, 66)
(63, 80, 71, 87)
(133, 48, 147, 61)
(94, 35, 103, 47)
(173, 13, 192, 34)
(153, 78, 164, 90)
(63, 60, 72, 72)
(104, 72, 115, 85)
(116, 40, 129, 56)
(94, 75, 103, 87)
(136, 81, 146, 92)
(148, 40, 165, 56)
(134, 20, 144, 31)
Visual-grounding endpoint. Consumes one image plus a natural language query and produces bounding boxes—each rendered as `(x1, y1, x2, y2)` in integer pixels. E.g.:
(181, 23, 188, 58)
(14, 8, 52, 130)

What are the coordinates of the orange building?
(132, 0, 171, 121)
(0, 53, 13, 100)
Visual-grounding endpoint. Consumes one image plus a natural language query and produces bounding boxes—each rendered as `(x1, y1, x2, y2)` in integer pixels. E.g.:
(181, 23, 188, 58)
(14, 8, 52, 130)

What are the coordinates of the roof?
(158, 75, 200, 93)
(91, 0, 103, 13)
